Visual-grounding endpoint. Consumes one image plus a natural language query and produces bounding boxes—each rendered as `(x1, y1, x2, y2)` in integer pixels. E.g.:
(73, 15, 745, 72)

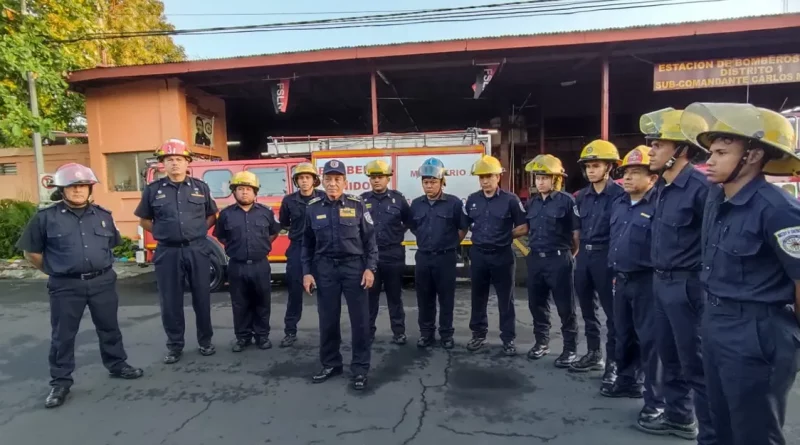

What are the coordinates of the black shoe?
(256, 337, 272, 350)
(466, 335, 487, 352)
(440, 338, 455, 349)
(163, 350, 182, 364)
(392, 334, 407, 345)
(44, 386, 69, 409)
(600, 382, 643, 398)
(638, 406, 665, 423)
(527, 342, 550, 360)
(280, 334, 297, 348)
(352, 374, 368, 390)
(602, 360, 618, 385)
(502, 341, 517, 356)
(554, 350, 577, 368)
(198, 344, 216, 356)
(109, 364, 144, 380)
(417, 336, 435, 348)
(569, 350, 605, 373)
(636, 416, 698, 440)
(231, 339, 251, 353)
(312, 366, 343, 383)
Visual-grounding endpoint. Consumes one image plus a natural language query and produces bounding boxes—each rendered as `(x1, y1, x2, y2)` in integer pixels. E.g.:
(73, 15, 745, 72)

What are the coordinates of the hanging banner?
(271, 79, 291, 114)
(653, 54, 800, 91)
(472, 64, 500, 99)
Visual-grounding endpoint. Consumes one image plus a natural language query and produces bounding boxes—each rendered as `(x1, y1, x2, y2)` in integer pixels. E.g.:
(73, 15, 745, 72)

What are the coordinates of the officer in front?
(17, 163, 143, 408)
(214, 171, 281, 352)
(361, 160, 410, 345)
(571, 140, 624, 388)
(407, 158, 469, 349)
(523, 154, 580, 367)
(134, 139, 219, 364)
(463, 155, 527, 355)
(682, 103, 800, 445)
(639, 108, 712, 441)
(301, 160, 378, 390)
(278, 162, 325, 348)
(605, 146, 666, 427)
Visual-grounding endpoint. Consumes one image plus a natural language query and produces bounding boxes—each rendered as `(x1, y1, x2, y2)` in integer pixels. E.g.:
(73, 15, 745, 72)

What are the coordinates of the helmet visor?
(418, 165, 445, 179)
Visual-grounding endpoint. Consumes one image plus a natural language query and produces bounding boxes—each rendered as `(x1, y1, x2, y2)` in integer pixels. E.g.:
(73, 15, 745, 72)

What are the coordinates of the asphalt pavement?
(1, 274, 799, 445)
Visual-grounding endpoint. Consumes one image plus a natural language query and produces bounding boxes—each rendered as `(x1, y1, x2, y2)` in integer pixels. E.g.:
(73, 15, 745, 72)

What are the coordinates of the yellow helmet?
(525, 154, 566, 176)
(579, 140, 621, 165)
(639, 108, 692, 143)
(292, 162, 321, 187)
(471, 155, 505, 175)
(619, 146, 652, 170)
(230, 171, 260, 192)
(364, 160, 393, 176)
(681, 102, 800, 176)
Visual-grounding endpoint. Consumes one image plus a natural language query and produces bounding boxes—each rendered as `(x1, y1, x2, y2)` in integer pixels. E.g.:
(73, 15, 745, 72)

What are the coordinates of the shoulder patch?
(573, 205, 580, 217)
(364, 211, 374, 225)
(308, 197, 322, 205)
(346, 194, 362, 202)
(775, 226, 800, 259)
(518, 201, 526, 212)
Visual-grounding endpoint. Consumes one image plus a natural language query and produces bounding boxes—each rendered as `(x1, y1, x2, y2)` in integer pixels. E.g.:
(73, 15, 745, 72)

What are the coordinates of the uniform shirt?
(360, 189, 410, 248)
(214, 203, 282, 262)
(300, 194, 378, 276)
(407, 193, 469, 253)
(463, 189, 527, 248)
(134, 177, 218, 243)
(279, 189, 327, 243)
(15, 202, 121, 276)
(526, 191, 579, 252)
(651, 164, 709, 271)
(609, 188, 657, 272)
(576, 180, 625, 245)
(702, 176, 800, 304)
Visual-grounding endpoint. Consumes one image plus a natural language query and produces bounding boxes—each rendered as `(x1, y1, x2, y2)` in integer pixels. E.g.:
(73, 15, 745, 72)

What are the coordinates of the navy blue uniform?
(134, 177, 218, 352)
(16, 202, 129, 388)
(301, 194, 378, 375)
(279, 189, 326, 337)
(609, 188, 664, 412)
(575, 180, 625, 357)
(650, 164, 714, 442)
(701, 176, 800, 445)
(464, 189, 526, 343)
(214, 203, 281, 342)
(407, 193, 469, 340)
(526, 191, 580, 350)
(361, 189, 410, 340)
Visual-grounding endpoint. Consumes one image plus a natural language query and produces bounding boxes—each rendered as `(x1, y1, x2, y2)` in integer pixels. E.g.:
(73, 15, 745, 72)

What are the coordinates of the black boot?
(45, 386, 70, 409)
(163, 350, 182, 365)
(256, 337, 272, 350)
(231, 338, 251, 353)
(527, 342, 550, 360)
(109, 364, 144, 380)
(352, 374, 368, 390)
(568, 350, 605, 373)
(312, 366, 343, 383)
(554, 350, 577, 368)
(417, 336, 435, 348)
(279, 334, 297, 348)
(602, 360, 618, 386)
(466, 335, 487, 352)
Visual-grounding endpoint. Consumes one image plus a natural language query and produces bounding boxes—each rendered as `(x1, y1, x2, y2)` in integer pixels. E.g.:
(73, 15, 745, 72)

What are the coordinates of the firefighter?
(16, 163, 144, 408)
(681, 102, 800, 445)
(604, 146, 666, 426)
(407, 158, 469, 349)
(214, 171, 282, 352)
(639, 108, 712, 441)
(523, 154, 580, 367)
(278, 162, 325, 348)
(361, 160, 410, 345)
(463, 155, 527, 355)
(571, 140, 624, 387)
(301, 159, 378, 390)
(134, 139, 219, 364)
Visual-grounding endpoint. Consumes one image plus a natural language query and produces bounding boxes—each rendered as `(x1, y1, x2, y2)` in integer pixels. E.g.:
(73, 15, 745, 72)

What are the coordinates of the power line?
(166, 10, 419, 17)
(53, 0, 724, 43)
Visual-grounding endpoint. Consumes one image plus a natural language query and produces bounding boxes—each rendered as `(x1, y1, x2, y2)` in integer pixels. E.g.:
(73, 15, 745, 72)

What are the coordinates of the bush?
(113, 236, 137, 260)
(0, 200, 38, 259)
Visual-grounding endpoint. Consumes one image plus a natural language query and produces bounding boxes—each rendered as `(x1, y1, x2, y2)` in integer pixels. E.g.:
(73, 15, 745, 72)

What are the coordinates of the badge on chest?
(340, 208, 356, 218)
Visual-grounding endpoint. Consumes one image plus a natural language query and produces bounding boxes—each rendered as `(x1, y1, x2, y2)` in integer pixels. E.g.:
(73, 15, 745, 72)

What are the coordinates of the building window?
(203, 169, 232, 199)
(0, 163, 17, 175)
(246, 166, 288, 197)
(106, 152, 155, 191)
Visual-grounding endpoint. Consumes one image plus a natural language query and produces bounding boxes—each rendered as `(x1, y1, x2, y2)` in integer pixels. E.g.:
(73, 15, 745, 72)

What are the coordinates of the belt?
(378, 244, 404, 250)
(159, 238, 204, 248)
(319, 255, 362, 264)
(706, 293, 791, 313)
(615, 270, 650, 281)
(582, 243, 608, 251)
(654, 269, 699, 280)
(229, 258, 267, 265)
(418, 249, 456, 256)
(473, 245, 511, 253)
(53, 265, 113, 281)
(530, 249, 570, 258)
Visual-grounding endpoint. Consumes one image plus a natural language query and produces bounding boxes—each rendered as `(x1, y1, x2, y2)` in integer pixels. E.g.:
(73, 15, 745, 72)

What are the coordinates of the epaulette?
(37, 202, 59, 212)
(346, 194, 362, 202)
(93, 203, 113, 214)
(308, 197, 322, 205)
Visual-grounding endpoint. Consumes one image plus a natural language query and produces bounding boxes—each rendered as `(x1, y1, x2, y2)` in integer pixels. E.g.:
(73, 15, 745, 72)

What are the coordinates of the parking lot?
(1, 274, 799, 445)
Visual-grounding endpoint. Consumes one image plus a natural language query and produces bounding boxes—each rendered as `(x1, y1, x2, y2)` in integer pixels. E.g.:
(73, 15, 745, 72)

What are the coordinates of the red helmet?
(155, 139, 193, 161)
(53, 163, 99, 187)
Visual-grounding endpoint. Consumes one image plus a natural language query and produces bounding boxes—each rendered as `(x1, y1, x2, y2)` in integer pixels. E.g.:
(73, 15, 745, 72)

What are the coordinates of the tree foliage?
(0, 1, 185, 147)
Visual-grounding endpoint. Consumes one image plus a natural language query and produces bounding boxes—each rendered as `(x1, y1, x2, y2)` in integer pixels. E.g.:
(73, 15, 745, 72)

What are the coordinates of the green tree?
(0, 1, 184, 148)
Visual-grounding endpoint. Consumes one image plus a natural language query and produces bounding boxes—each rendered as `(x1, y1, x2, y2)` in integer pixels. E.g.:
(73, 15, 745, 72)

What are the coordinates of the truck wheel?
(209, 255, 226, 293)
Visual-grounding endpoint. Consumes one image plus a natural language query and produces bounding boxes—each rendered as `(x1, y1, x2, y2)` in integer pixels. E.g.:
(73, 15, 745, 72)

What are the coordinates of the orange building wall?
(84, 78, 229, 237)
(0, 145, 90, 202)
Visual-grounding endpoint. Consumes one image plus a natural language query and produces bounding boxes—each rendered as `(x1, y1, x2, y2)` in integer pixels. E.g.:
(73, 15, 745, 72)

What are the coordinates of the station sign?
(653, 54, 800, 91)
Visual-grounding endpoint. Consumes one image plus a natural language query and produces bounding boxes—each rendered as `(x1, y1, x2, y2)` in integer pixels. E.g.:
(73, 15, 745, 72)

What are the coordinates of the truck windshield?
(246, 166, 288, 197)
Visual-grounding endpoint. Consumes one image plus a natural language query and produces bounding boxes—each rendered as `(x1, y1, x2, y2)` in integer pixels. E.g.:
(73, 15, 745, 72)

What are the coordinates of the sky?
(160, 0, 799, 60)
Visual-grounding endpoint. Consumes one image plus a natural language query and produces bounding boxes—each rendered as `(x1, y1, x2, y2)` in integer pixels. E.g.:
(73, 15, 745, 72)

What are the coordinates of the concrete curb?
(0, 260, 154, 280)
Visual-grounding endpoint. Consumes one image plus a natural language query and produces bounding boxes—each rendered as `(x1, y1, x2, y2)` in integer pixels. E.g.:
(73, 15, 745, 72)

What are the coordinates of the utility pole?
(20, 0, 48, 205)
(784, 0, 790, 13)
